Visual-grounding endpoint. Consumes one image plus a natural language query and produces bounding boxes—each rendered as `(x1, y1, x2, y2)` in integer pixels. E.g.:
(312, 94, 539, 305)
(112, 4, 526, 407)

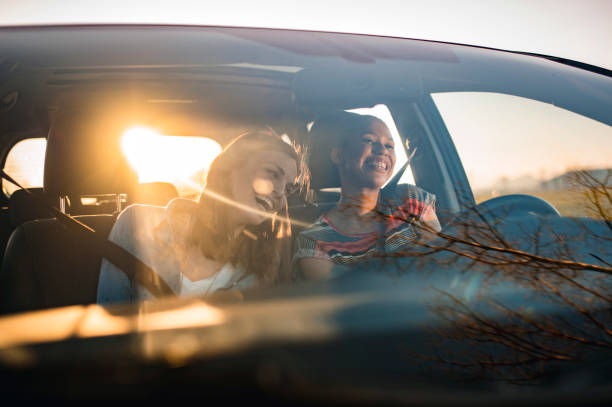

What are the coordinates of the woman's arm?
(293, 228, 337, 281)
(97, 258, 133, 304)
(96, 207, 136, 304)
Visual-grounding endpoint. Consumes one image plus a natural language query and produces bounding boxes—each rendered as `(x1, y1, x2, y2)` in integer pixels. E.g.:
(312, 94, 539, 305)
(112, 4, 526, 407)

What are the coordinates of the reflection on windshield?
(0, 299, 225, 351)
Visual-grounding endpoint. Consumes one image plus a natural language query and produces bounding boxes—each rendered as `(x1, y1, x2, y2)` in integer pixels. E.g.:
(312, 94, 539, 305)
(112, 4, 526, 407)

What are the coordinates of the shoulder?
(114, 203, 166, 229)
(379, 184, 437, 220)
(296, 216, 335, 242)
(294, 216, 338, 256)
(109, 203, 167, 245)
(165, 198, 198, 234)
(382, 183, 436, 207)
(293, 217, 335, 264)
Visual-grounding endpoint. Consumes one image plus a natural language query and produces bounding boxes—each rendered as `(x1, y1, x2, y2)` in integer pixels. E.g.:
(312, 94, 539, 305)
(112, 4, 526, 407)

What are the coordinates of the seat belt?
(381, 160, 410, 196)
(0, 169, 175, 299)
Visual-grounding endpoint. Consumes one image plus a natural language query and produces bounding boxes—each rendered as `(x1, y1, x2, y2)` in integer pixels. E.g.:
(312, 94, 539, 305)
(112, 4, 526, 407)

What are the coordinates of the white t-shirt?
(97, 198, 255, 304)
(180, 262, 240, 297)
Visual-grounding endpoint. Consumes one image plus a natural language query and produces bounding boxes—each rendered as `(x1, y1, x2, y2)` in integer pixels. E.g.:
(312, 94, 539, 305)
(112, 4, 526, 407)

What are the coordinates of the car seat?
(288, 113, 346, 232)
(7, 188, 53, 228)
(0, 188, 54, 264)
(0, 110, 138, 314)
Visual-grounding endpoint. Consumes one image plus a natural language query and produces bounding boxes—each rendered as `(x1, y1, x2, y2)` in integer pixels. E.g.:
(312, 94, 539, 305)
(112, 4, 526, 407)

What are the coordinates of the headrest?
(8, 188, 53, 227)
(307, 111, 371, 190)
(43, 110, 138, 198)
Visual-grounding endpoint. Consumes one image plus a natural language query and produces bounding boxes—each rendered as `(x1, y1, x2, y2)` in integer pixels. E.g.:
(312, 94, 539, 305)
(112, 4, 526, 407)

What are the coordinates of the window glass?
(432, 92, 612, 217)
(121, 127, 222, 198)
(2, 138, 47, 197)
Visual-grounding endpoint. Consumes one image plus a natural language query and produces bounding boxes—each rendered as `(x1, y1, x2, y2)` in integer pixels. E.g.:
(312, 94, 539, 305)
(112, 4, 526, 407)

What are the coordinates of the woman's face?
(230, 150, 298, 226)
(334, 120, 396, 190)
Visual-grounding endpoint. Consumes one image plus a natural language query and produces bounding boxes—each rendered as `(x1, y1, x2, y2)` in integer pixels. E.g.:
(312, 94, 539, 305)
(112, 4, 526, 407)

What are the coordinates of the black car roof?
(0, 25, 610, 142)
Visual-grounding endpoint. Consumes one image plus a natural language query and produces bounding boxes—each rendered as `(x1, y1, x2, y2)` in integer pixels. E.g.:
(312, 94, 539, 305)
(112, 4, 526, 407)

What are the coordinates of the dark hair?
(191, 129, 308, 286)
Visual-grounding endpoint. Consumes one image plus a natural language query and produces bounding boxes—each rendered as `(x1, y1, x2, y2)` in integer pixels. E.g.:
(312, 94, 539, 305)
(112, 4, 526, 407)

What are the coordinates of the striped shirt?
(293, 184, 436, 265)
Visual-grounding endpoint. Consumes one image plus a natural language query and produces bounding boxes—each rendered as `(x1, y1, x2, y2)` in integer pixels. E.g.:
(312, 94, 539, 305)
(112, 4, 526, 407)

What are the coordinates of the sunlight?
(2, 138, 47, 196)
(121, 127, 222, 195)
(432, 92, 612, 192)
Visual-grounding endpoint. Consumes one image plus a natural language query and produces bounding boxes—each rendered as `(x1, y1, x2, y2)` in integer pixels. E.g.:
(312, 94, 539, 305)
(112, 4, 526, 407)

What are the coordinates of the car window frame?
(388, 98, 472, 225)
(0, 133, 47, 203)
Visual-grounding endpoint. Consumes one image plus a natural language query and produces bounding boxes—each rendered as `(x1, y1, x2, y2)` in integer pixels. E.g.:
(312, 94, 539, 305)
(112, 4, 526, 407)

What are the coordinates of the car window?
(2, 137, 46, 196)
(432, 92, 612, 217)
(1, 132, 224, 200)
(121, 127, 222, 198)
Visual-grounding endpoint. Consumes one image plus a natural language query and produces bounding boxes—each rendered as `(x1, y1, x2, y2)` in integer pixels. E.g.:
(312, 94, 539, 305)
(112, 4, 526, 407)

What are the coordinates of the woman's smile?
(363, 156, 391, 173)
(254, 193, 275, 212)
(231, 150, 298, 226)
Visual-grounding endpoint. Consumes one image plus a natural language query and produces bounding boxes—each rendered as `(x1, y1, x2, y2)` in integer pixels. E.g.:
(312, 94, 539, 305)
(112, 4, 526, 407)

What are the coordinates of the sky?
(1, 0, 611, 70)
(1, 0, 611, 192)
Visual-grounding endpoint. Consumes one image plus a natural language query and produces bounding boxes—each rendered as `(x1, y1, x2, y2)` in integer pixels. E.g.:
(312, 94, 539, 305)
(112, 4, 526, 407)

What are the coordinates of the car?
(0, 25, 610, 405)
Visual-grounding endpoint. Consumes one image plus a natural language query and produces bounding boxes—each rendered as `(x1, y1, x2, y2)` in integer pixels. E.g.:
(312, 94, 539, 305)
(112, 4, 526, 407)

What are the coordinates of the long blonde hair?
(190, 130, 308, 286)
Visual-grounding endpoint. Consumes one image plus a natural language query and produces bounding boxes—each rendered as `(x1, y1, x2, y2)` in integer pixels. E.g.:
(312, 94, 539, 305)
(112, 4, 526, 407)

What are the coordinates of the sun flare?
(121, 127, 222, 195)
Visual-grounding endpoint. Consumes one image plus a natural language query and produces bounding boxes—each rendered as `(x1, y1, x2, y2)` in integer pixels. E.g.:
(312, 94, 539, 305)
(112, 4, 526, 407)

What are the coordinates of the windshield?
(0, 26, 610, 404)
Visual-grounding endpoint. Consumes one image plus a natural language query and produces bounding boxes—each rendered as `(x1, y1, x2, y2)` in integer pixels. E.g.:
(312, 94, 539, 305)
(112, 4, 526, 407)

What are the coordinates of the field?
(474, 189, 609, 219)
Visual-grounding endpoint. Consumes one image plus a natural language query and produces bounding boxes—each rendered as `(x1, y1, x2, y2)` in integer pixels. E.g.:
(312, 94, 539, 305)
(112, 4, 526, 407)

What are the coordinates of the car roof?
(1, 25, 611, 141)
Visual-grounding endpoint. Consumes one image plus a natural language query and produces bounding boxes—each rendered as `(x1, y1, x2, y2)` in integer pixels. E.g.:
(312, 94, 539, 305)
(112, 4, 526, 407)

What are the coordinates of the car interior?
(0, 73, 451, 314)
(0, 27, 610, 406)
(0, 26, 609, 316)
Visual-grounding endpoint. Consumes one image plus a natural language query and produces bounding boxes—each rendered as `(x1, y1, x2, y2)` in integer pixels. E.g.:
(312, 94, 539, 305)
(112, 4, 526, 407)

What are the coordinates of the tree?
(365, 170, 612, 384)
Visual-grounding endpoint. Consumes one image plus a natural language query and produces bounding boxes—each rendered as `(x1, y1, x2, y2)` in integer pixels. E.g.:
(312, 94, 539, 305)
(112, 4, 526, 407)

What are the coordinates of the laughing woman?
(97, 130, 307, 303)
(294, 111, 441, 280)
